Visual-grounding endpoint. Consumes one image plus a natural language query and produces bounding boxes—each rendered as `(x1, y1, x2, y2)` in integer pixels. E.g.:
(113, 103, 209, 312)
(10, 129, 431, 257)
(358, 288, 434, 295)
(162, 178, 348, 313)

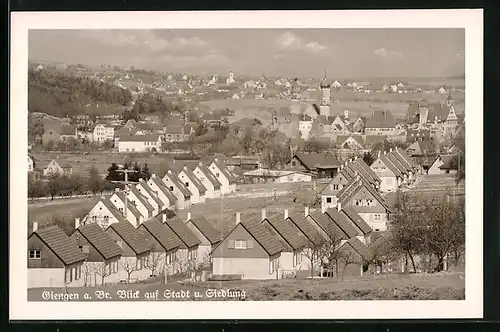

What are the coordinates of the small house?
(193, 163, 222, 199)
(135, 178, 165, 215)
(178, 166, 207, 204)
(161, 171, 192, 210)
(28, 223, 86, 289)
(428, 154, 458, 175)
(208, 159, 237, 194)
(145, 175, 178, 210)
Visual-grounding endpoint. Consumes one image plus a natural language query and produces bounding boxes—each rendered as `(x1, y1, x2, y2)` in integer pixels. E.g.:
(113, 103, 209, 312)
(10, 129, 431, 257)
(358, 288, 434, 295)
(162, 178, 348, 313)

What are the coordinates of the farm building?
(243, 169, 312, 184)
(428, 154, 458, 175)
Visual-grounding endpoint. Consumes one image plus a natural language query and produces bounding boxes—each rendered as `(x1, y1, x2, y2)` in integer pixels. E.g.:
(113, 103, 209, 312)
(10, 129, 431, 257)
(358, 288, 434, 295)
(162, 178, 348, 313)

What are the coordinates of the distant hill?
(28, 68, 133, 118)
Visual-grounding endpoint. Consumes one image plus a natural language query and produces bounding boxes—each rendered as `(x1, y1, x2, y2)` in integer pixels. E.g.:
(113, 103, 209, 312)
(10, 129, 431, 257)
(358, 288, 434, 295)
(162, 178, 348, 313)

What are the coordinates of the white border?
(10, 10, 483, 320)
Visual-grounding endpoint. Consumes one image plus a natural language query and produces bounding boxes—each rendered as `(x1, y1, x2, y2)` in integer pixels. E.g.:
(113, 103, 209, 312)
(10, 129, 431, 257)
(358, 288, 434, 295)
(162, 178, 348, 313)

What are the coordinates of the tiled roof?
(368, 232, 393, 258)
(293, 152, 341, 171)
(141, 217, 183, 252)
(265, 215, 308, 250)
(365, 110, 396, 129)
(323, 209, 359, 238)
(119, 134, 159, 142)
(164, 217, 201, 249)
(287, 212, 325, 247)
(31, 226, 86, 265)
(344, 237, 372, 261)
(342, 207, 372, 235)
(337, 177, 389, 211)
(128, 185, 155, 213)
(149, 176, 178, 203)
(180, 168, 207, 194)
(395, 148, 418, 169)
(197, 165, 222, 189)
(189, 216, 222, 245)
(136, 180, 164, 208)
(353, 159, 380, 184)
(380, 154, 402, 177)
(385, 152, 409, 175)
(108, 222, 152, 255)
(309, 210, 350, 241)
(364, 135, 387, 147)
(155, 208, 176, 219)
(76, 223, 123, 260)
(241, 217, 284, 256)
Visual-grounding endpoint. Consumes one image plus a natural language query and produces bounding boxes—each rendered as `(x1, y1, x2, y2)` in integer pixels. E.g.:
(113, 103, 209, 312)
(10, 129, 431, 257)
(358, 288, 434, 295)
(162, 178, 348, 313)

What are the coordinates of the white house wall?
(212, 257, 272, 280)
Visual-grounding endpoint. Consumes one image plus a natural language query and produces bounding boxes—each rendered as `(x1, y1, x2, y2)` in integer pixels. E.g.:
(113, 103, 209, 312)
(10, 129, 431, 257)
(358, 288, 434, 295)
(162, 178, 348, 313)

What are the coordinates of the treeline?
(122, 93, 188, 122)
(28, 166, 122, 200)
(105, 162, 152, 182)
(28, 69, 133, 118)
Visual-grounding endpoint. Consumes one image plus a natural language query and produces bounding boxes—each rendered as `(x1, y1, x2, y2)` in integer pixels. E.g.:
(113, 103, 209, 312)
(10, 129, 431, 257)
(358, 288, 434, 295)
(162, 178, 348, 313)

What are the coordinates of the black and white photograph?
(10, 10, 483, 320)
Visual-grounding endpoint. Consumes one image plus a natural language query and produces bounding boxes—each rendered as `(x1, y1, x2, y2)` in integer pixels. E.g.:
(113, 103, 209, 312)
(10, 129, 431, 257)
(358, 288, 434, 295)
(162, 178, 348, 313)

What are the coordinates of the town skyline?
(29, 29, 465, 79)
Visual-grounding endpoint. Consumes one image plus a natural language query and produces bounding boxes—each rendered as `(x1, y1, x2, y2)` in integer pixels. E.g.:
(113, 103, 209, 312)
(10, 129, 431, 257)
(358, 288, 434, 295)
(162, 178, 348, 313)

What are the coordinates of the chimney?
(337, 202, 341, 211)
(340, 164, 344, 170)
(236, 212, 241, 224)
(183, 166, 188, 171)
(198, 162, 203, 167)
(115, 188, 120, 192)
(383, 151, 387, 155)
(378, 150, 381, 158)
(304, 206, 309, 217)
(139, 215, 144, 224)
(390, 148, 393, 152)
(139, 178, 144, 183)
(261, 209, 267, 221)
(187, 212, 191, 221)
(168, 170, 172, 174)
(284, 209, 289, 220)
(354, 156, 358, 160)
(32, 221, 38, 232)
(151, 174, 156, 178)
(214, 158, 219, 162)
(162, 213, 167, 223)
(74, 218, 80, 229)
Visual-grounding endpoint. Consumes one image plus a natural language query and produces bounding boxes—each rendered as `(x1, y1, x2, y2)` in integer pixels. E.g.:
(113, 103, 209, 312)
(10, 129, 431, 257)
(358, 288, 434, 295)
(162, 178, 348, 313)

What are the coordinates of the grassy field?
(31, 152, 180, 176)
(28, 197, 99, 226)
(28, 271, 465, 301)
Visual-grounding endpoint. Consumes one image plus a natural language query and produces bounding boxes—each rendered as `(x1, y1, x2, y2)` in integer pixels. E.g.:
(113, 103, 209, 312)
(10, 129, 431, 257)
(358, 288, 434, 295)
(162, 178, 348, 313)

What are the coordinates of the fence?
(28, 191, 113, 202)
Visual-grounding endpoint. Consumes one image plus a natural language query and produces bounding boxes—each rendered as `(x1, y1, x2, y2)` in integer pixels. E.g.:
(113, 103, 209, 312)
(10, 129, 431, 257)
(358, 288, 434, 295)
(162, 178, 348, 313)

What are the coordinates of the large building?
(318, 71, 332, 117)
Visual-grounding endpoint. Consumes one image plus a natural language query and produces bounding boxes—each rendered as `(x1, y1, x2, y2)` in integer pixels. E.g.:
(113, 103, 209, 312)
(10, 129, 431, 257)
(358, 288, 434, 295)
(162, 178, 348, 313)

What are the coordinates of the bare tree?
(335, 246, 360, 280)
(120, 257, 139, 283)
(302, 243, 322, 279)
(145, 251, 164, 277)
(317, 226, 345, 278)
(94, 261, 112, 286)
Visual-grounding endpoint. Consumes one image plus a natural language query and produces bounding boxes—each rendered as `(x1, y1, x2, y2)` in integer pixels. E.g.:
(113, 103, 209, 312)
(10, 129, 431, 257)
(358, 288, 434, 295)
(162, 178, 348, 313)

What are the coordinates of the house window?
(333, 184, 339, 190)
(326, 197, 332, 203)
(185, 182, 189, 187)
(92, 216, 97, 222)
(234, 240, 248, 249)
(29, 249, 41, 259)
(292, 161, 296, 167)
(104, 216, 109, 222)
(74, 266, 81, 280)
(169, 186, 174, 191)
(374, 214, 381, 221)
(367, 199, 373, 206)
(79, 245, 90, 254)
(216, 173, 220, 178)
(355, 200, 362, 206)
(166, 252, 176, 265)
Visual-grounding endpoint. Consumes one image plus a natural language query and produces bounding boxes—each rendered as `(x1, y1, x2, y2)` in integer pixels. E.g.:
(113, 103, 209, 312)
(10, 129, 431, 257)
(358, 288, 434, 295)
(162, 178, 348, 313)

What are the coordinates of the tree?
(88, 165, 104, 195)
(28, 176, 46, 199)
(129, 162, 141, 182)
(81, 262, 96, 287)
(363, 151, 375, 166)
(317, 225, 346, 278)
(95, 261, 112, 286)
(120, 257, 139, 283)
(69, 174, 85, 194)
(106, 163, 121, 182)
(49, 214, 75, 236)
(140, 163, 152, 181)
(46, 175, 62, 200)
(146, 252, 164, 277)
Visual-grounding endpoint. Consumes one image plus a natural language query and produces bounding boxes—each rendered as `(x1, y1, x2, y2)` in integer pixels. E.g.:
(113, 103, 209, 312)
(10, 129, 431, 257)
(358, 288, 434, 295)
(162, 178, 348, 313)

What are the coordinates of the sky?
(29, 29, 465, 79)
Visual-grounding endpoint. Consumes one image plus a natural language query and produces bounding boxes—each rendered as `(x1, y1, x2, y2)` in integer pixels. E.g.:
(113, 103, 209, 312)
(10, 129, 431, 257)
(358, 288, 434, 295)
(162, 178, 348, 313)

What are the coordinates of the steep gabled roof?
(438, 154, 458, 170)
(141, 217, 183, 252)
(197, 164, 222, 190)
(189, 216, 222, 245)
(149, 176, 179, 203)
(342, 207, 372, 235)
(337, 177, 390, 211)
(164, 217, 201, 249)
(379, 154, 402, 177)
(385, 152, 409, 176)
(240, 217, 284, 256)
(395, 147, 418, 169)
(323, 208, 359, 238)
(309, 210, 350, 241)
(113, 192, 143, 220)
(180, 168, 207, 194)
(353, 159, 380, 184)
(264, 215, 308, 250)
(100, 198, 128, 222)
(211, 161, 237, 184)
(292, 152, 340, 171)
(342, 237, 372, 261)
(287, 211, 325, 247)
(30, 226, 86, 265)
(76, 223, 123, 260)
(108, 222, 152, 255)
(136, 180, 164, 208)
(165, 172, 192, 198)
(127, 185, 155, 214)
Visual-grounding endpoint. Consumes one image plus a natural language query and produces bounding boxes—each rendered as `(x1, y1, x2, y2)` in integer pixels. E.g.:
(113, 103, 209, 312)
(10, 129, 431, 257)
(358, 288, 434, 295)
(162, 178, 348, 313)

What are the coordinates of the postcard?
(10, 9, 483, 320)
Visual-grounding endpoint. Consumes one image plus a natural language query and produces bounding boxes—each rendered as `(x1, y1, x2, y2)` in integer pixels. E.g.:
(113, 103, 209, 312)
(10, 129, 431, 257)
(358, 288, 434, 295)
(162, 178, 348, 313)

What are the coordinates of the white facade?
(126, 189, 153, 219)
(299, 120, 313, 140)
(28, 156, 34, 172)
(135, 181, 163, 215)
(212, 257, 273, 280)
(208, 163, 234, 194)
(146, 177, 176, 210)
(28, 266, 84, 289)
(93, 124, 114, 143)
(193, 166, 220, 199)
(83, 200, 122, 229)
(178, 170, 206, 204)
(160, 173, 191, 210)
(108, 193, 144, 226)
(118, 137, 161, 153)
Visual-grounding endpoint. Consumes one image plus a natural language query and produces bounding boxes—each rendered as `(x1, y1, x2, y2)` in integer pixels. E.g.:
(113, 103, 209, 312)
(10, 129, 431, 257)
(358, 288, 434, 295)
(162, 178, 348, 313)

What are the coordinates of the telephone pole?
(117, 168, 137, 219)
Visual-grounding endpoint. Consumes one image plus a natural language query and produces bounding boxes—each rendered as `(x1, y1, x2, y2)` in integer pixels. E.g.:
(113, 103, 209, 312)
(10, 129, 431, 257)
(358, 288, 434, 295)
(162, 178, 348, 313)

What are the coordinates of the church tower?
(319, 70, 331, 116)
(446, 93, 453, 107)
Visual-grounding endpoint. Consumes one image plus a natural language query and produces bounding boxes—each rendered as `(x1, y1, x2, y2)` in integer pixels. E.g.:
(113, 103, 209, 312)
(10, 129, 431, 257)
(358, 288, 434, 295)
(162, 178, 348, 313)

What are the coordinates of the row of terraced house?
(28, 148, 420, 287)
